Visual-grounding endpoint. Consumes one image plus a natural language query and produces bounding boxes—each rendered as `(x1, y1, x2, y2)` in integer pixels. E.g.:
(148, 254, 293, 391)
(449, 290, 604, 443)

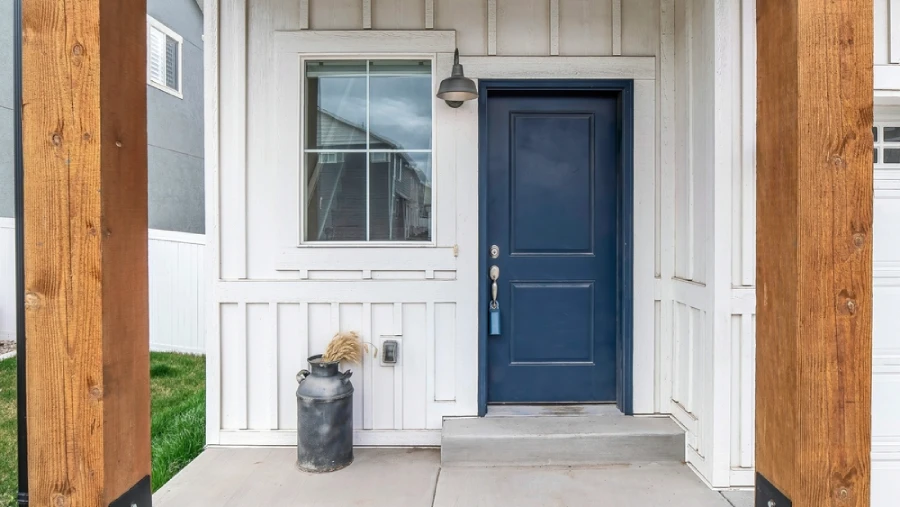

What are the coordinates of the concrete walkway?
(154, 448, 754, 507)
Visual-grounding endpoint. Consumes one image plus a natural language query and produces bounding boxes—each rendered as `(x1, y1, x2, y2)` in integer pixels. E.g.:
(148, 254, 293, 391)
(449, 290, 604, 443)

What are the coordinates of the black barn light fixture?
(436, 49, 478, 108)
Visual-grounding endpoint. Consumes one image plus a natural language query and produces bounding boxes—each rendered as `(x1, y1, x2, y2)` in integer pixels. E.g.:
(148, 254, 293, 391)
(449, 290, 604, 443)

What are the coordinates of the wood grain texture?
(22, 0, 150, 505)
(756, 0, 873, 505)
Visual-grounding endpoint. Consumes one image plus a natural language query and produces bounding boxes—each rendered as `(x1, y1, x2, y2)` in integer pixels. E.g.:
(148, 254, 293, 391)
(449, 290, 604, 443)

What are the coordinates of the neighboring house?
(147, 0, 205, 234)
(0, 0, 205, 350)
(0, 0, 14, 341)
(309, 109, 432, 242)
(202, 0, 900, 505)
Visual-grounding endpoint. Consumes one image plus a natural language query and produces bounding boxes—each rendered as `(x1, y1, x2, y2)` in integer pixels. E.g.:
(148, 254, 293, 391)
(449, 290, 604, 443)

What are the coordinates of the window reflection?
(369, 61, 433, 151)
(369, 153, 432, 241)
(306, 61, 367, 150)
(304, 60, 433, 242)
(306, 152, 367, 241)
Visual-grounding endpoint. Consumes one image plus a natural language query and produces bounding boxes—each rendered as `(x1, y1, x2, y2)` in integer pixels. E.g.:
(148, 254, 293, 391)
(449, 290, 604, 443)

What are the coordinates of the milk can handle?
(296, 370, 310, 383)
(340, 370, 353, 381)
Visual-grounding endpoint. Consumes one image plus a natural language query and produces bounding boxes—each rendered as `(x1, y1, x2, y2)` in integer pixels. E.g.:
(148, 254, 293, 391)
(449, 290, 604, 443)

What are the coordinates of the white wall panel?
(221, 303, 247, 430)
(276, 303, 306, 429)
(729, 313, 754, 471)
(372, 0, 425, 29)
(219, 0, 248, 279)
(371, 303, 396, 429)
(496, 0, 550, 56)
(873, 461, 900, 507)
(402, 303, 428, 429)
(558, 0, 613, 56)
(673, 0, 694, 282)
(622, 0, 659, 56)
(434, 303, 457, 402)
(246, 303, 273, 429)
(309, 0, 362, 30)
(434, 0, 487, 55)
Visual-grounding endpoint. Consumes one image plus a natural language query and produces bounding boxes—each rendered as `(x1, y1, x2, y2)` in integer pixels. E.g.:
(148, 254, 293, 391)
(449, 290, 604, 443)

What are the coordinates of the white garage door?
(873, 106, 900, 506)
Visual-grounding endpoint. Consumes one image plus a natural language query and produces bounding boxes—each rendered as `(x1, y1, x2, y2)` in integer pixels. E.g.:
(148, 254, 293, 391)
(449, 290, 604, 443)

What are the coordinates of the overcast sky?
(317, 71, 433, 153)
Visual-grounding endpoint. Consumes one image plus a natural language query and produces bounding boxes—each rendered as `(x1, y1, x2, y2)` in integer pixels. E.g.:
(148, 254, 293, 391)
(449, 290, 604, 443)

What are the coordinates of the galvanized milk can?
(296, 354, 354, 472)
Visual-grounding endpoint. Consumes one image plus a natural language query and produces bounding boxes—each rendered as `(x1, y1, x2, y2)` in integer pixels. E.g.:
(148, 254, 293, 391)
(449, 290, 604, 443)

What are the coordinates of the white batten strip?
(238, 302, 249, 429)
(300, 0, 309, 29)
(363, 0, 372, 29)
(363, 303, 374, 429)
(220, 0, 247, 279)
(268, 303, 279, 429)
(892, 0, 900, 63)
(425, 0, 434, 29)
(612, 0, 622, 56)
(740, 0, 757, 286)
(203, 0, 222, 446)
(550, 0, 559, 56)
(488, 0, 497, 55)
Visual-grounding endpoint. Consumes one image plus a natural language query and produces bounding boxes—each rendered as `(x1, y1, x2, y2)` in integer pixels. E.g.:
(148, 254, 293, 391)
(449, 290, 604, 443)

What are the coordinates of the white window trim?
(147, 15, 184, 99)
(875, 122, 900, 170)
(270, 31, 456, 261)
(298, 53, 437, 247)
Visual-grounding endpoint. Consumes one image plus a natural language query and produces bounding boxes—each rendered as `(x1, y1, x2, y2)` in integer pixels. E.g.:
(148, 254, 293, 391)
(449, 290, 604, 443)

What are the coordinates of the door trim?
(477, 80, 635, 415)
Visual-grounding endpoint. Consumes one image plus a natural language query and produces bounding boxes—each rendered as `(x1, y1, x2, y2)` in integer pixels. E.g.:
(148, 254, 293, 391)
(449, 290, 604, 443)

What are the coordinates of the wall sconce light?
(436, 49, 478, 108)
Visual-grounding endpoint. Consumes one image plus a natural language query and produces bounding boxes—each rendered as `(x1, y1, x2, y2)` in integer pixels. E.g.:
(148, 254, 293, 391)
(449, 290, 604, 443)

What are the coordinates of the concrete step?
(441, 413, 685, 467)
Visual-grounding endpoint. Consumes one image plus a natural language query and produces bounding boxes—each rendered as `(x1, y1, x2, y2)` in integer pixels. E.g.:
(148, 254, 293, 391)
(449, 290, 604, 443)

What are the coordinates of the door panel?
(486, 91, 619, 403)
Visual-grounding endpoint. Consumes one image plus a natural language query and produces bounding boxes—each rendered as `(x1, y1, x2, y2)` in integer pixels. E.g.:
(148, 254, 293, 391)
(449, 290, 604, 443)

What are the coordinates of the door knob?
(490, 266, 500, 305)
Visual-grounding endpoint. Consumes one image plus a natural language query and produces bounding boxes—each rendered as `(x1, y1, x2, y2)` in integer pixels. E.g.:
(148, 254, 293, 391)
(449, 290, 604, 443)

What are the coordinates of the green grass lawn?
(0, 352, 205, 506)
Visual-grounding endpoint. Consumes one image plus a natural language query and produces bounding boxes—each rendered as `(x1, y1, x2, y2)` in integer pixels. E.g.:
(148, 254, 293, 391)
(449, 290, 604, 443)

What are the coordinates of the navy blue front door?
(485, 90, 620, 403)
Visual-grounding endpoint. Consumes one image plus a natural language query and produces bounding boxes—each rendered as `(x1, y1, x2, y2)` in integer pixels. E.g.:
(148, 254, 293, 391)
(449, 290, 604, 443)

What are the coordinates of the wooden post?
(21, 0, 151, 506)
(756, 1, 873, 506)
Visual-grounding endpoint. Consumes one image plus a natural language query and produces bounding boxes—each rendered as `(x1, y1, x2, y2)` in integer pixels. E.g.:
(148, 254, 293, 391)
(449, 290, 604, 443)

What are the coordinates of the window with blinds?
(147, 16, 182, 97)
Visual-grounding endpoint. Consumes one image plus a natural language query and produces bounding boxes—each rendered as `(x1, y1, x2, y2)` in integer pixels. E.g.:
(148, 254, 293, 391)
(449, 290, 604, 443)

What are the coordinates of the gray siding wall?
(148, 0, 205, 233)
(0, 0, 13, 218)
(0, 0, 204, 234)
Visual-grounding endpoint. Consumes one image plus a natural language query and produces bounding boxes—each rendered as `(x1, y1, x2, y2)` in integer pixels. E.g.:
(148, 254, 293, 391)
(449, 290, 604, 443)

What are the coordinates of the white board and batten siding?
(0, 222, 206, 355)
(875, 0, 900, 97)
(206, 0, 900, 501)
(672, 0, 900, 495)
(871, 107, 900, 505)
(207, 0, 663, 447)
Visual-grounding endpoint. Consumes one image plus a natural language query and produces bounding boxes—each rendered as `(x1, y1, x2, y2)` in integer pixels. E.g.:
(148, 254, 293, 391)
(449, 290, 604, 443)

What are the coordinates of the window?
(875, 124, 900, 166)
(304, 60, 433, 242)
(319, 152, 345, 164)
(147, 16, 183, 97)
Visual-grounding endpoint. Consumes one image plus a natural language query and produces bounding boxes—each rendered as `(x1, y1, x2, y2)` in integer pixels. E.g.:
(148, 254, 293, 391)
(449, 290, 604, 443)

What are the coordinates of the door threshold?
(486, 404, 621, 418)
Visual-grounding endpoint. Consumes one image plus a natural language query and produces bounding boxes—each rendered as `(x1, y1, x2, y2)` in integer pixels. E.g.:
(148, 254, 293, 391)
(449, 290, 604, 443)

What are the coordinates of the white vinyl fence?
(0, 219, 15, 341)
(0, 221, 206, 355)
(148, 229, 206, 354)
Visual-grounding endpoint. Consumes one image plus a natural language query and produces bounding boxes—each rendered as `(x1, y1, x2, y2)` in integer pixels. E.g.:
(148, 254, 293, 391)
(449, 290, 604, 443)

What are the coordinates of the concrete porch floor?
(153, 448, 754, 507)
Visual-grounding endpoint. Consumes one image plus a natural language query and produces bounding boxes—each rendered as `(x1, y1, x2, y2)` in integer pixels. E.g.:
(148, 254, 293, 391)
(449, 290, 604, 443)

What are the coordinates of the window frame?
(300, 55, 436, 246)
(147, 15, 184, 99)
(875, 121, 900, 170)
